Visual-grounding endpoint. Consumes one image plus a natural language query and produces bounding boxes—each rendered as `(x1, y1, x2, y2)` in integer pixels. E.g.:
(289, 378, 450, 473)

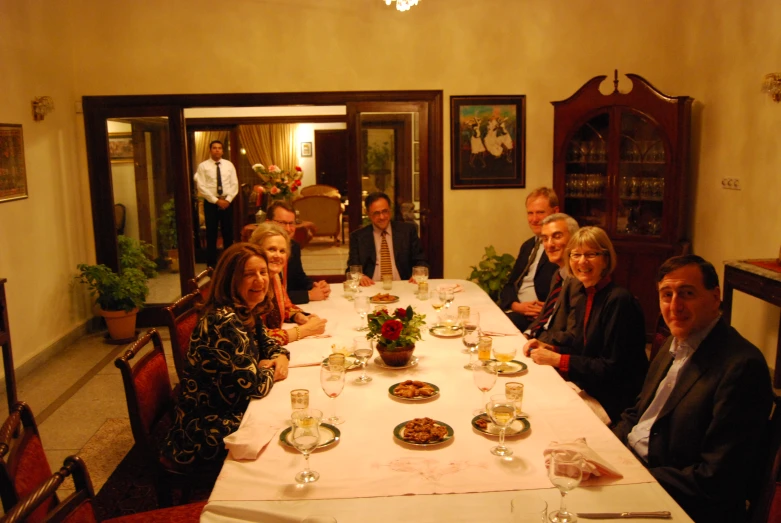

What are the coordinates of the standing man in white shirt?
(194, 140, 238, 268)
(498, 187, 560, 331)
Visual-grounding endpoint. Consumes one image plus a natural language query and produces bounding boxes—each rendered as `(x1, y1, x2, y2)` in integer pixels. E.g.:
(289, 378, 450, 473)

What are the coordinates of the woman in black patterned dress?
(163, 242, 290, 470)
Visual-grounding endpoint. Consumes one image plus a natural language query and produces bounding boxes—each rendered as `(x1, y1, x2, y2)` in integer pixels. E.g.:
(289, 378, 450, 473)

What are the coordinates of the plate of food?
(490, 359, 528, 375)
(279, 423, 341, 450)
(393, 417, 454, 447)
(321, 356, 361, 370)
(370, 293, 400, 305)
(471, 413, 530, 437)
(389, 380, 440, 401)
(429, 324, 464, 338)
(374, 356, 419, 370)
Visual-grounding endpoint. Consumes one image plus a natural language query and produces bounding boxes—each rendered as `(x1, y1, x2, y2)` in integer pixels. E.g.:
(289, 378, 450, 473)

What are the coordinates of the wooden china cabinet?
(552, 71, 693, 339)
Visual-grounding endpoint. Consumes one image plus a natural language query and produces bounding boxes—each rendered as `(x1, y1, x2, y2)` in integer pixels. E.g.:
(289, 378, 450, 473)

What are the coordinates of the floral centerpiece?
(252, 163, 304, 205)
(366, 305, 426, 367)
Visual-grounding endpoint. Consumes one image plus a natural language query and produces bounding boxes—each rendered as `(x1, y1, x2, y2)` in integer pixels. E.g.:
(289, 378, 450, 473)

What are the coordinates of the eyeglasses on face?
(569, 251, 605, 260)
(273, 219, 296, 227)
(370, 209, 390, 218)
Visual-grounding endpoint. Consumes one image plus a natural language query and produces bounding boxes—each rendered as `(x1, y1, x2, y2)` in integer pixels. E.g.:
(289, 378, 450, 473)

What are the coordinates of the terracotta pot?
(376, 343, 415, 367)
(100, 308, 139, 341)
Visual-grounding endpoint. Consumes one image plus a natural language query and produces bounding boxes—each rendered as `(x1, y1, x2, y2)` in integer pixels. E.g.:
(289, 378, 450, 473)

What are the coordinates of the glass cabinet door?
(562, 113, 609, 229)
(615, 111, 666, 237)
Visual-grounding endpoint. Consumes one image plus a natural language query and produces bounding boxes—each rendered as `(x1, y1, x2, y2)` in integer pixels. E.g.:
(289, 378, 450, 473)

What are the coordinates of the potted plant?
(118, 235, 158, 279)
(366, 305, 426, 367)
(468, 246, 516, 303)
(76, 264, 149, 341)
(157, 198, 178, 272)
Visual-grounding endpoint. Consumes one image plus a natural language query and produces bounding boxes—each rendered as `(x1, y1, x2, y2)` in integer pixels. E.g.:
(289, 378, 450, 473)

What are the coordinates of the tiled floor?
(0, 328, 178, 502)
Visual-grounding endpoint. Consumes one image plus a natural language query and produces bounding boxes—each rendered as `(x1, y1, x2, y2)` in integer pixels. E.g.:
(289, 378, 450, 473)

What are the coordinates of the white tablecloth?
(202, 280, 692, 522)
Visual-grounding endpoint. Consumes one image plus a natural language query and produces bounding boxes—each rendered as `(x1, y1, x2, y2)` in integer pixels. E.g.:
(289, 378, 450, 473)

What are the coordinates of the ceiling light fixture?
(385, 0, 419, 12)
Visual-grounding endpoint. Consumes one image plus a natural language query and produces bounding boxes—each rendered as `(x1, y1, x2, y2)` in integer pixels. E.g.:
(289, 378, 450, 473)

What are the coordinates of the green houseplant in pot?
(157, 198, 178, 272)
(76, 264, 149, 341)
(366, 305, 426, 367)
(468, 246, 516, 303)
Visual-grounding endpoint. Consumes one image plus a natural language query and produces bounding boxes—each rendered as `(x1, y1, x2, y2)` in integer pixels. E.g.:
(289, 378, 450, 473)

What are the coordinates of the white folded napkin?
(566, 382, 611, 425)
(437, 283, 464, 293)
(543, 437, 623, 480)
(223, 411, 283, 460)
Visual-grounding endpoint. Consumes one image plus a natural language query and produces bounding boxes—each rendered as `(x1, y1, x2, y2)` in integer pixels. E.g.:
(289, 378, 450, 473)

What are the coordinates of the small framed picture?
(450, 95, 526, 189)
(301, 142, 313, 157)
(108, 133, 134, 163)
(0, 123, 28, 203)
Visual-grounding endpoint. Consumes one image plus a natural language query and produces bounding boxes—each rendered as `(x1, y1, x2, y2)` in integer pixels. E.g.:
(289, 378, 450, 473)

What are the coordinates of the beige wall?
(2, 0, 780, 368)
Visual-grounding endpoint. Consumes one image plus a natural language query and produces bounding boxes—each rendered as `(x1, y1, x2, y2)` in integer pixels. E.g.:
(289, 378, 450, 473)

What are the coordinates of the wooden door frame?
(83, 90, 443, 324)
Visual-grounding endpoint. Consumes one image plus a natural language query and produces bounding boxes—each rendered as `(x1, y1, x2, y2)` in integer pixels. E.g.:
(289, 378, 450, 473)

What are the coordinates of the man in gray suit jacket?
(347, 192, 427, 286)
(613, 255, 773, 522)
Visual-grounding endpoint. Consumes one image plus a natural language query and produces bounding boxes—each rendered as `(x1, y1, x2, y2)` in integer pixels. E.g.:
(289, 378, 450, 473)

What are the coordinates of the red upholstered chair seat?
(163, 291, 203, 383)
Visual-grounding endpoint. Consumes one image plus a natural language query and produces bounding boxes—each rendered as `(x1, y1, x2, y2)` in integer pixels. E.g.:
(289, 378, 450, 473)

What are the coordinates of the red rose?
(381, 320, 403, 341)
(395, 308, 407, 319)
(296, 179, 303, 186)
(291, 185, 298, 192)
(295, 166, 302, 171)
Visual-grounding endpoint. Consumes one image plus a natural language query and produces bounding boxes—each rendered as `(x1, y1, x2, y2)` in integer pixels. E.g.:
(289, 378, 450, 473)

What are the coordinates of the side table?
(722, 260, 781, 387)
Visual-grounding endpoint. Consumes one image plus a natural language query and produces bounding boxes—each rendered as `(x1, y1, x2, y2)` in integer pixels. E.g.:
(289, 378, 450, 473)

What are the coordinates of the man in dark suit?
(266, 201, 330, 304)
(347, 192, 427, 286)
(498, 187, 560, 331)
(613, 255, 773, 522)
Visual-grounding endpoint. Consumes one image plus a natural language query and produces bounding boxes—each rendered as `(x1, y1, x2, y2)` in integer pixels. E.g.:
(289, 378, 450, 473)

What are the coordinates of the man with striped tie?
(347, 192, 427, 286)
(524, 213, 580, 344)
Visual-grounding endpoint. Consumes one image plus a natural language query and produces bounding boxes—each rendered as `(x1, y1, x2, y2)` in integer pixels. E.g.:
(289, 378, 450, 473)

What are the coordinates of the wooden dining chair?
(0, 402, 56, 520)
(0, 454, 208, 522)
(114, 329, 215, 507)
(162, 292, 202, 382)
(187, 267, 213, 300)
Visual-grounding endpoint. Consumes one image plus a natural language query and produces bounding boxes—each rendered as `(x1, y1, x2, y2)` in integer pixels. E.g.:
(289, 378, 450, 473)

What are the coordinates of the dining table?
(200, 279, 692, 522)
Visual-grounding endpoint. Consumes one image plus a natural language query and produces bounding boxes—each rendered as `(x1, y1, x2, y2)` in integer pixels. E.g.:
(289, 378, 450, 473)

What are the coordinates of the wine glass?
(412, 266, 429, 285)
(353, 336, 373, 383)
(486, 394, 516, 457)
(431, 291, 446, 312)
(472, 361, 498, 415)
(291, 408, 322, 484)
(320, 362, 345, 425)
(354, 295, 371, 331)
(492, 343, 517, 372)
(462, 312, 481, 369)
(442, 289, 455, 309)
(548, 451, 584, 523)
(349, 265, 363, 293)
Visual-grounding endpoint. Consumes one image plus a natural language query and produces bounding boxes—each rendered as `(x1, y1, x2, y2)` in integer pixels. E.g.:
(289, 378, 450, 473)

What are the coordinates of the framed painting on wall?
(450, 95, 526, 189)
(301, 142, 312, 157)
(108, 133, 134, 163)
(0, 124, 28, 203)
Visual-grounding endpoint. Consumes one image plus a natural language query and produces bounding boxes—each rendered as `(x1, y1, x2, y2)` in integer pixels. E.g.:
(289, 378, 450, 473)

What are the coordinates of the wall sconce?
(31, 96, 55, 121)
(761, 73, 781, 102)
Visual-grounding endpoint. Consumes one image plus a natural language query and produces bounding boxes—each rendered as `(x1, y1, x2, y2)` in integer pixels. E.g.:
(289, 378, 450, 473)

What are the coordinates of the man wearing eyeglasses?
(266, 201, 331, 304)
(347, 192, 427, 286)
(498, 187, 561, 331)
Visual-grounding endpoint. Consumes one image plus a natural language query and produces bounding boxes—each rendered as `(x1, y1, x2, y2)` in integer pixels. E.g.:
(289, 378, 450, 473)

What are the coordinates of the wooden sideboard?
(722, 260, 781, 387)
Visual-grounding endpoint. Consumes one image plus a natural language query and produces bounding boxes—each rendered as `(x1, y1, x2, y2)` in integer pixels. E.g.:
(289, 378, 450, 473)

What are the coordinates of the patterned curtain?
(238, 124, 298, 169)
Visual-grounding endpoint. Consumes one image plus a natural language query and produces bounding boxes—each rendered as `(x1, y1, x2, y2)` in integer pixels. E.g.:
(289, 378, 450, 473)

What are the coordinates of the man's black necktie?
(216, 161, 223, 196)
(514, 238, 541, 287)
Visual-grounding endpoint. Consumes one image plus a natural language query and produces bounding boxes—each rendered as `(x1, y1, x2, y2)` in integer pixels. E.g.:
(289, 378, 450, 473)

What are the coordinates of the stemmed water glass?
(349, 265, 363, 293)
(354, 295, 371, 331)
(353, 336, 373, 383)
(412, 266, 429, 285)
(486, 394, 516, 457)
(462, 311, 481, 368)
(442, 289, 455, 309)
(431, 291, 446, 312)
(291, 408, 322, 484)
(320, 362, 346, 425)
(548, 451, 584, 523)
(472, 361, 498, 415)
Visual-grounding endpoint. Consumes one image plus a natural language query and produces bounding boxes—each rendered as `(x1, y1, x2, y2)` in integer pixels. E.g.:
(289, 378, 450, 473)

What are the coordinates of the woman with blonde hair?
(163, 242, 289, 470)
(249, 222, 327, 345)
(524, 226, 647, 424)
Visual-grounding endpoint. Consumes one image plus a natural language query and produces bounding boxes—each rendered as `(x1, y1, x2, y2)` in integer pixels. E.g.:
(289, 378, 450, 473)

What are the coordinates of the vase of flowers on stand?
(252, 163, 304, 210)
(367, 306, 426, 367)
